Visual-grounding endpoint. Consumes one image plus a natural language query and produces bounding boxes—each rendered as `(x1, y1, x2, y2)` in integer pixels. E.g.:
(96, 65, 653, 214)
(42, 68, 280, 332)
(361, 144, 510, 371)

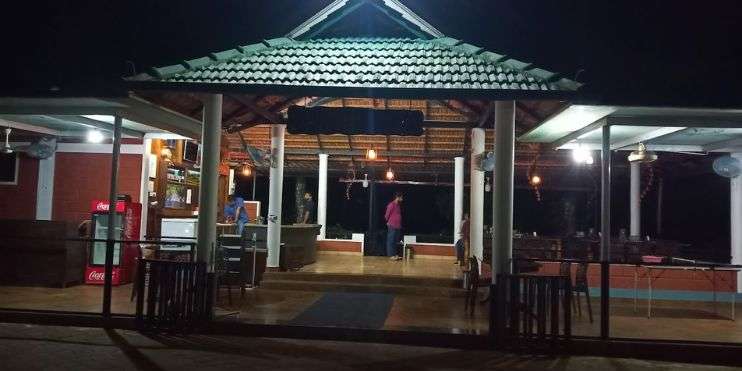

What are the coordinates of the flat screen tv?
(183, 141, 199, 163)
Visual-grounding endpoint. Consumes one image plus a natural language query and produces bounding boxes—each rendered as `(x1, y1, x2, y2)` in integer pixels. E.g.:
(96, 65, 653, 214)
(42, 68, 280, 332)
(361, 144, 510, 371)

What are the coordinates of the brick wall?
(53, 153, 141, 224)
(536, 262, 737, 292)
(408, 243, 455, 257)
(0, 155, 38, 219)
(318, 240, 362, 253)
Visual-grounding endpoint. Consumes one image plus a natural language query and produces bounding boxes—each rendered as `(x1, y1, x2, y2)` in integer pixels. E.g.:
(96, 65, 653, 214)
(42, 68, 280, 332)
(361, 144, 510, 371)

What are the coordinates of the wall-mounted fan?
(474, 151, 495, 172)
(245, 145, 272, 168)
(713, 155, 742, 178)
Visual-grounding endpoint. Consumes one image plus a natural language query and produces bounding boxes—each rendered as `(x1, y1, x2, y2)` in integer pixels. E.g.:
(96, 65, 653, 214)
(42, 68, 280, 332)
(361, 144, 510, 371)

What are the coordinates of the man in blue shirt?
(224, 195, 249, 236)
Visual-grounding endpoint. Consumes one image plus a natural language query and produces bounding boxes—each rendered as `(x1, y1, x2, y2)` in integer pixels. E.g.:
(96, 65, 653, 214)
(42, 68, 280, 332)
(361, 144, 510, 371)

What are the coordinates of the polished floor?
(2, 253, 742, 343)
(298, 252, 462, 279)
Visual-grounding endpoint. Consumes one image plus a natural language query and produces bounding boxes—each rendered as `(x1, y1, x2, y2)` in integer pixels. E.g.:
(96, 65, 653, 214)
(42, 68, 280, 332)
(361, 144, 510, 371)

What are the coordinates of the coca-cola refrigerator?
(85, 196, 142, 285)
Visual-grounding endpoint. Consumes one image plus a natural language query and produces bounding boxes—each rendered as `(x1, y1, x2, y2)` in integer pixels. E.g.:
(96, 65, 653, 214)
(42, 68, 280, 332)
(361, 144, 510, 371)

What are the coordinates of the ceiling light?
(628, 143, 658, 163)
(385, 168, 395, 180)
(86, 130, 104, 143)
(572, 145, 594, 165)
(366, 149, 377, 160)
(241, 165, 252, 177)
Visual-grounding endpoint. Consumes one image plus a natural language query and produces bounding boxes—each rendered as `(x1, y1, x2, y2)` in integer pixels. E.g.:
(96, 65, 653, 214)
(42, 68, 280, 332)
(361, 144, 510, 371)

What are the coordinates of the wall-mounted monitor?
(183, 141, 199, 163)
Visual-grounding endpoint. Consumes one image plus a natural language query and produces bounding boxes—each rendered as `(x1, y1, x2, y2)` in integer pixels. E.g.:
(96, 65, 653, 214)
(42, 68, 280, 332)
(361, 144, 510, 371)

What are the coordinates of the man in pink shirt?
(384, 191, 403, 260)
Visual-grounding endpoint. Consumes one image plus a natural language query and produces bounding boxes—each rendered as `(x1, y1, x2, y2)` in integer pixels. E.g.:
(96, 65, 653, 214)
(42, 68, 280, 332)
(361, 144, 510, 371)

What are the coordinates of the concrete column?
(318, 153, 328, 239)
(35, 152, 55, 220)
(731, 153, 742, 293)
(266, 124, 286, 268)
(493, 101, 515, 279)
(454, 156, 464, 242)
(600, 125, 612, 261)
(138, 139, 152, 239)
(196, 94, 222, 272)
(470, 128, 485, 265)
(630, 161, 641, 240)
(600, 124, 611, 339)
(102, 115, 122, 318)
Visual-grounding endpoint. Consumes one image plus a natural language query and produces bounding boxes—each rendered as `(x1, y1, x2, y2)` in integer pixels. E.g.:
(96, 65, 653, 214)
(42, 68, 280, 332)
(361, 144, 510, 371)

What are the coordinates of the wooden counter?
(242, 224, 321, 270)
(0, 220, 86, 287)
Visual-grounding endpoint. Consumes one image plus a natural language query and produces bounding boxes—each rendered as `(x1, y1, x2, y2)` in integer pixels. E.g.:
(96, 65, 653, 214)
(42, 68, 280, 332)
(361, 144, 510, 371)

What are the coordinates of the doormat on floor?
(288, 292, 394, 329)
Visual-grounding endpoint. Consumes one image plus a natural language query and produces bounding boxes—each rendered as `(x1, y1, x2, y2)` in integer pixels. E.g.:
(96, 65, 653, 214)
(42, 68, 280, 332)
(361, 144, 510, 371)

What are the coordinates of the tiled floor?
(2, 253, 742, 342)
(299, 253, 462, 279)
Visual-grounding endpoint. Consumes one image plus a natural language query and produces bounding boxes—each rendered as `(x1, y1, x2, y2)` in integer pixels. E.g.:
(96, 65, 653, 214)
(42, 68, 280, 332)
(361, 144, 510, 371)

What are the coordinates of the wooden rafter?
(477, 101, 496, 128)
(434, 100, 478, 121)
(230, 95, 284, 123)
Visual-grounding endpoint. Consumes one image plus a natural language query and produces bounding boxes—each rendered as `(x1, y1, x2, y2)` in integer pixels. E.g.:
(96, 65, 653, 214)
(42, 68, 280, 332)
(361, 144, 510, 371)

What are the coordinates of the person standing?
(384, 191, 403, 260)
(301, 192, 316, 224)
(224, 194, 249, 236)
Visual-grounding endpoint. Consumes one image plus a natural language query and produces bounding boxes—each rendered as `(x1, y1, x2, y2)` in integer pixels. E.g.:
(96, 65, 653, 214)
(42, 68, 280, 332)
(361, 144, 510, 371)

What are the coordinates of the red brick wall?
(536, 262, 737, 292)
(0, 155, 38, 220)
(53, 153, 141, 224)
(409, 243, 455, 256)
(318, 240, 362, 253)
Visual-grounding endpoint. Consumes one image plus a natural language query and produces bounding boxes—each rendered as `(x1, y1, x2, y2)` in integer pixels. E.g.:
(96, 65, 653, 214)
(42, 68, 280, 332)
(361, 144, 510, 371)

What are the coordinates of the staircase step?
(260, 279, 467, 297)
(263, 272, 462, 288)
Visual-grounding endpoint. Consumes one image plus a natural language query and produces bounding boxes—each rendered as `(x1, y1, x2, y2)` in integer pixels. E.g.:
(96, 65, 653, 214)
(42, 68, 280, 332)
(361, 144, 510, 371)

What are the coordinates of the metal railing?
(492, 273, 572, 351)
(135, 258, 210, 331)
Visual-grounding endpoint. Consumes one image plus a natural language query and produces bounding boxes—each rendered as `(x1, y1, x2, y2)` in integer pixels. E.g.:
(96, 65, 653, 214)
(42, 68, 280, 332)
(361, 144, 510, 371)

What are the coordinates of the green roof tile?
(147, 37, 578, 92)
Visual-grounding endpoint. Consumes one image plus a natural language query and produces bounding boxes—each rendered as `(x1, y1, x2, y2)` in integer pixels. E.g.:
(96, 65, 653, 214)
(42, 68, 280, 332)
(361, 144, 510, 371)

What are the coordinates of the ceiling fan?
(1, 127, 17, 154)
(1, 127, 57, 159)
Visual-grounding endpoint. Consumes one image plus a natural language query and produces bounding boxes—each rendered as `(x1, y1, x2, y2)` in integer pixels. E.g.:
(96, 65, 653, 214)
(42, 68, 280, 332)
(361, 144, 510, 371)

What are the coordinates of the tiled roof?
(142, 37, 581, 92)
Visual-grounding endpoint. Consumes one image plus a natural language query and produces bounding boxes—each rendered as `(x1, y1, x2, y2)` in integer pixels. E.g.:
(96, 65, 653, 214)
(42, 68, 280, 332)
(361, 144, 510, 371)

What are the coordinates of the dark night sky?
(4, 1, 742, 107)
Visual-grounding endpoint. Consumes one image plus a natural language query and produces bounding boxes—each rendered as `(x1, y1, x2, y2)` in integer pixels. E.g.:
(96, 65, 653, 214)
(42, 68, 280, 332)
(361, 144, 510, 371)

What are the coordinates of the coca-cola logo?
(88, 271, 105, 281)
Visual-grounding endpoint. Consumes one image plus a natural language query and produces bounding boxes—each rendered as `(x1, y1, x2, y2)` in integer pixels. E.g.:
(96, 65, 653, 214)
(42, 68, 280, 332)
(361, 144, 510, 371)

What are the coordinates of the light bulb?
(87, 130, 104, 143)
(366, 149, 377, 160)
(530, 175, 541, 185)
(385, 168, 394, 180)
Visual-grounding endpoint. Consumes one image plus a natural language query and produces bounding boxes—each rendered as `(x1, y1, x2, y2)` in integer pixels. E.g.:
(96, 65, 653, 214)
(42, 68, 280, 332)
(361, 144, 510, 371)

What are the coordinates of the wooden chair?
(464, 257, 493, 315)
(215, 237, 246, 306)
(464, 257, 480, 315)
(559, 261, 593, 323)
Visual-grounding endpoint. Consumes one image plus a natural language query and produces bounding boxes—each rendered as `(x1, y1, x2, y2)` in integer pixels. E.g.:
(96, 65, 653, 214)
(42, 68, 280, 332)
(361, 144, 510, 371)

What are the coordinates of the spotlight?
(530, 175, 542, 185)
(366, 148, 377, 160)
(86, 130, 104, 143)
(572, 146, 594, 165)
(385, 168, 395, 180)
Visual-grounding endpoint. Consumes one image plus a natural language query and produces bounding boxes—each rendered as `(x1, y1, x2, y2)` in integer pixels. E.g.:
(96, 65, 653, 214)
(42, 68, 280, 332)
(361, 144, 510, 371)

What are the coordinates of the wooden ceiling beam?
(230, 95, 284, 123)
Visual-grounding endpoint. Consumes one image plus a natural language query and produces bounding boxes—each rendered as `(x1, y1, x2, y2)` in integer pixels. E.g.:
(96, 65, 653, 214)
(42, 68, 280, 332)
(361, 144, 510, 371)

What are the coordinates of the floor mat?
(288, 292, 394, 329)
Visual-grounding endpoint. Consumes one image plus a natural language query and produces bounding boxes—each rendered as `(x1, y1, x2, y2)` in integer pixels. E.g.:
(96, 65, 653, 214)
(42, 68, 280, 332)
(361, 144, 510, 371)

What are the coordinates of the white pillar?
(493, 101, 515, 279)
(454, 156, 464, 243)
(731, 153, 742, 293)
(196, 94, 222, 272)
(35, 153, 55, 220)
(317, 153, 328, 239)
(138, 139, 152, 240)
(629, 161, 641, 240)
(266, 124, 286, 268)
(470, 128, 485, 265)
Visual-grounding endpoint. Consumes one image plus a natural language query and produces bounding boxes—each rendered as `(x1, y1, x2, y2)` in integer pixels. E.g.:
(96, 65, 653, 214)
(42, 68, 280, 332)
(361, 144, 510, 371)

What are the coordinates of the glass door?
(91, 213, 124, 265)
